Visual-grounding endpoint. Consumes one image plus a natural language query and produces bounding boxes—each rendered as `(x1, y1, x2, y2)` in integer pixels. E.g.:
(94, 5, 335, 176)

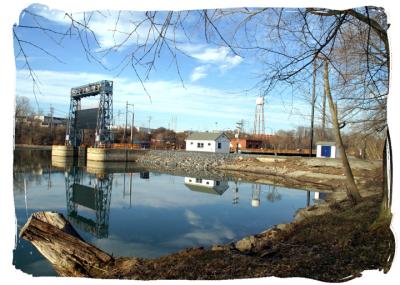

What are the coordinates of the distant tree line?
(15, 95, 383, 159)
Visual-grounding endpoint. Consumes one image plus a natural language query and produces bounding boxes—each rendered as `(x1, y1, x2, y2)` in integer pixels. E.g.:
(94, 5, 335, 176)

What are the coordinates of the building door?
(321, 145, 331, 157)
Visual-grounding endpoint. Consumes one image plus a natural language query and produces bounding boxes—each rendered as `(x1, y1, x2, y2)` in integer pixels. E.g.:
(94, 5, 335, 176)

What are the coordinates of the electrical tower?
(66, 80, 113, 147)
(253, 97, 265, 135)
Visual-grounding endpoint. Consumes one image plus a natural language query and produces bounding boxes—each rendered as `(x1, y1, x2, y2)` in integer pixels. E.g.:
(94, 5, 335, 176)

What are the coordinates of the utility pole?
(50, 105, 54, 129)
(309, 60, 317, 157)
(123, 101, 135, 144)
(130, 104, 134, 144)
(50, 105, 54, 143)
(148, 116, 152, 134)
(235, 120, 243, 153)
(124, 101, 128, 143)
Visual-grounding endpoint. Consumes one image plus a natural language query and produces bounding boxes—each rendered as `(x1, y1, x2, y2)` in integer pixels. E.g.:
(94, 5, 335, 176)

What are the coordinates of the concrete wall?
(52, 145, 75, 157)
(87, 147, 146, 162)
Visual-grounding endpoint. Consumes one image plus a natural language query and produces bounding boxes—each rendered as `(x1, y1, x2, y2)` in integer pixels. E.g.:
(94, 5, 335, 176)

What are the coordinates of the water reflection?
(314, 192, 328, 204)
(140, 172, 150, 179)
(65, 164, 113, 238)
(184, 177, 229, 196)
(14, 150, 325, 276)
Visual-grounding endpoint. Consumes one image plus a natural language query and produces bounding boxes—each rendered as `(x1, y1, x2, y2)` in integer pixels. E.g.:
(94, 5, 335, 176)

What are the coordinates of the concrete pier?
(52, 145, 88, 158)
(87, 147, 145, 162)
(51, 145, 75, 157)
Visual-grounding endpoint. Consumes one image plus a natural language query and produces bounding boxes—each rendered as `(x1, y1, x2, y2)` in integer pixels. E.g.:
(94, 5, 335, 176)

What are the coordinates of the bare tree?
(14, 6, 389, 202)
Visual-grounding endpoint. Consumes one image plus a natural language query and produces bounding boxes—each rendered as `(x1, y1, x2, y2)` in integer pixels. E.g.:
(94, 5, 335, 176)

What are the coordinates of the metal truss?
(65, 162, 113, 238)
(66, 80, 113, 147)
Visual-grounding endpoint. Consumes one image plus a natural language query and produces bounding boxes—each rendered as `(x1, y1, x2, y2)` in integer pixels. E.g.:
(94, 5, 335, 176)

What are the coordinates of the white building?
(185, 132, 231, 153)
(316, 141, 338, 158)
(32, 115, 67, 127)
(184, 177, 229, 195)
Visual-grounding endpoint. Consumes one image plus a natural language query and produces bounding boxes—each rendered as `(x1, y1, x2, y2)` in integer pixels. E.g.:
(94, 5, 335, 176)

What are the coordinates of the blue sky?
(14, 4, 313, 133)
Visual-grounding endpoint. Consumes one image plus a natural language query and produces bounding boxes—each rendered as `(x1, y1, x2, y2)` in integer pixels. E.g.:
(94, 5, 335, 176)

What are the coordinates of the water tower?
(253, 96, 265, 135)
(251, 184, 261, 207)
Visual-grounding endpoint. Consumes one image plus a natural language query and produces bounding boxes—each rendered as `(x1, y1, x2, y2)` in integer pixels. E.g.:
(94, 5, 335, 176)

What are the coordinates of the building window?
(208, 142, 211, 146)
(197, 142, 204, 148)
(190, 142, 193, 145)
(216, 181, 220, 186)
(206, 181, 209, 185)
(196, 178, 202, 183)
(218, 142, 222, 149)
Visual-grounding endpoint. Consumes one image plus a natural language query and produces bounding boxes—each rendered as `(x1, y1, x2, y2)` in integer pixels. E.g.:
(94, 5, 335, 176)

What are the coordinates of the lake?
(13, 150, 321, 276)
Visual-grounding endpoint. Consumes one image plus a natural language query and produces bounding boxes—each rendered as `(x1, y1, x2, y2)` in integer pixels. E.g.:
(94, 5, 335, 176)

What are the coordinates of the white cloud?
(190, 65, 209, 82)
(16, 68, 306, 131)
(26, 5, 182, 51)
(16, 69, 255, 129)
(190, 46, 243, 70)
(181, 45, 243, 81)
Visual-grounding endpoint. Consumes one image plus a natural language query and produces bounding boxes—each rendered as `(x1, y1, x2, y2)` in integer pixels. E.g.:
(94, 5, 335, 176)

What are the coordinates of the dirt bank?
(218, 156, 383, 201)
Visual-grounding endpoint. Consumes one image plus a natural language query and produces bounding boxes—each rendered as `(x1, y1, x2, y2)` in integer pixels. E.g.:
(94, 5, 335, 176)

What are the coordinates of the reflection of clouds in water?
(184, 209, 201, 226)
(164, 211, 236, 248)
(13, 174, 68, 211)
(93, 234, 167, 258)
(184, 225, 235, 245)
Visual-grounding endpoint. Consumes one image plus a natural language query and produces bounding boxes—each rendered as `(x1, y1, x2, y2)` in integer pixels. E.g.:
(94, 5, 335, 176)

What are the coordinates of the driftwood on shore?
(19, 212, 115, 277)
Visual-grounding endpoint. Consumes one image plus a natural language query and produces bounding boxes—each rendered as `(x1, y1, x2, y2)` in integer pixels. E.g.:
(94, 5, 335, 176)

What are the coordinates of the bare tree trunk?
(322, 87, 326, 137)
(323, 59, 362, 203)
(19, 212, 115, 277)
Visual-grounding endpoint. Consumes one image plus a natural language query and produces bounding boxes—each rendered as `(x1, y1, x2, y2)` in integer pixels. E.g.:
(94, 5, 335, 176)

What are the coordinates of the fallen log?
(19, 211, 115, 277)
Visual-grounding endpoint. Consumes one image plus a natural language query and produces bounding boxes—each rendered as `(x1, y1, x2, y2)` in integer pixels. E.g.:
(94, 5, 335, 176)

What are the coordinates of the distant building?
(133, 140, 150, 149)
(185, 132, 230, 153)
(33, 115, 67, 127)
(230, 138, 263, 151)
(184, 177, 229, 195)
(139, 127, 155, 134)
(316, 141, 338, 158)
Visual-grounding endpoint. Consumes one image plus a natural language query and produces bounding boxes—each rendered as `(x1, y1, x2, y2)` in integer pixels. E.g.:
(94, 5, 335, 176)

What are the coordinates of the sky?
(4, 1, 400, 284)
(13, 4, 313, 133)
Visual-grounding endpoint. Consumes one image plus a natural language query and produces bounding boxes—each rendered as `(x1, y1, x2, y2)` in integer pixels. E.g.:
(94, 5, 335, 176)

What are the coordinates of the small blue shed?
(316, 141, 338, 158)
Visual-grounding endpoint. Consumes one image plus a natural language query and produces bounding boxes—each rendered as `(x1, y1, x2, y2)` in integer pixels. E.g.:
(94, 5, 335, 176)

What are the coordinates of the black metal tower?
(66, 80, 113, 147)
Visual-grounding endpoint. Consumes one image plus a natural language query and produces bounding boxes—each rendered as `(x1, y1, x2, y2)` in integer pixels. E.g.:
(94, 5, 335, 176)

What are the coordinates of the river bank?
(20, 194, 393, 281)
(218, 155, 383, 201)
(17, 148, 392, 281)
(15, 144, 52, 150)
(131, 150, 383, 200)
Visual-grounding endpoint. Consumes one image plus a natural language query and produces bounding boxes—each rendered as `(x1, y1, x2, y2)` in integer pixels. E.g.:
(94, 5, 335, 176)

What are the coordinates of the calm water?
(13, 150, 321, 276)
